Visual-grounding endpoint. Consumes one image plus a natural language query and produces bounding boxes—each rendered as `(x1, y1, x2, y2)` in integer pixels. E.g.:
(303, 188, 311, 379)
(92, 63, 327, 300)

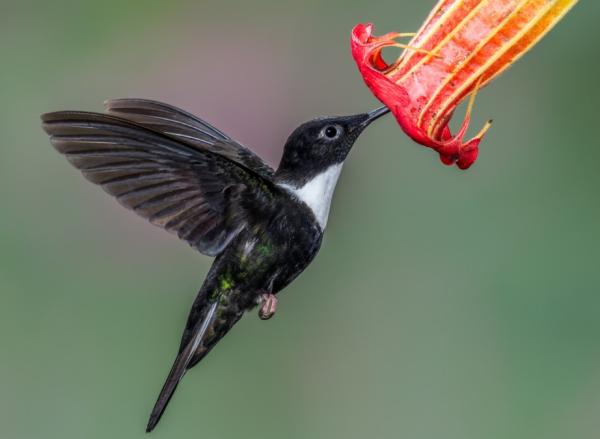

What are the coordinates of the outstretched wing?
(42, 110, 277, 256)
(104, 98, 275, 180)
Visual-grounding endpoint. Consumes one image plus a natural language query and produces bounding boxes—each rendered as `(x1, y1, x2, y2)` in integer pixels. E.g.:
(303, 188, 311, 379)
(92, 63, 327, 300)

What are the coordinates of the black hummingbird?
(41, 99, 389, 431)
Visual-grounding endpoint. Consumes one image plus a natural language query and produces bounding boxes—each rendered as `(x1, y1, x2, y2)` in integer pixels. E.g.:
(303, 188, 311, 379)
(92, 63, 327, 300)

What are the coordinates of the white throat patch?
(278, 163, 343, 229)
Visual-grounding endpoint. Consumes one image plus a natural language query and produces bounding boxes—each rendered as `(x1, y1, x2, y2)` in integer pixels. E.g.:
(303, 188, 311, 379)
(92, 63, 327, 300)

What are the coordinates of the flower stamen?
(390, 43, 440, 58)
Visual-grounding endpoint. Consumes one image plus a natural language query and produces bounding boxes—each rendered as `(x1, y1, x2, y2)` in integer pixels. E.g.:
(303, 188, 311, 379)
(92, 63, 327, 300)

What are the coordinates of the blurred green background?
(1, 1, 599, 438)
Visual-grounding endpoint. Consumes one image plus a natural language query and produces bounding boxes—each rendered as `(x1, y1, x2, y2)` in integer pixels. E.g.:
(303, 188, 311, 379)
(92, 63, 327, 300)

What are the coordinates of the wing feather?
(42, 110, 276, 256)
(104, 98, 275, 180)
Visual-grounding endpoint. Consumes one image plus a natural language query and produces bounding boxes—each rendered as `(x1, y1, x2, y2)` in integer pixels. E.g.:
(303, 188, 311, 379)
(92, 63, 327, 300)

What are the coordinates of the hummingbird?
(41, 99, 389, 431)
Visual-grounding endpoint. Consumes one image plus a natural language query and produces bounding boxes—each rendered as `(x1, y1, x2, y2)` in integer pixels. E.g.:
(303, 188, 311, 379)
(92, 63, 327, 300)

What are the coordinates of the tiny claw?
(258, 294, 278, 320)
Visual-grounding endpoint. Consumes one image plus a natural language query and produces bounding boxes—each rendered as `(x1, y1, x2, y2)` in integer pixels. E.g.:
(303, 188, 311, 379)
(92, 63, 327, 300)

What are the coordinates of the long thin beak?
(364, 105, 391, 125)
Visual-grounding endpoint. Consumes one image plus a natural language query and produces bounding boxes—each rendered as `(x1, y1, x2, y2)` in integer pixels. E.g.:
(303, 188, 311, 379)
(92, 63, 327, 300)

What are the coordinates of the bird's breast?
(276, 163, 344, 230)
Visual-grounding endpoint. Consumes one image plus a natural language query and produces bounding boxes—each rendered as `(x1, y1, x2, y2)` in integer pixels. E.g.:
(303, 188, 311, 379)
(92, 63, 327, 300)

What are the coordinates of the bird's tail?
(146, 293, 244, 432)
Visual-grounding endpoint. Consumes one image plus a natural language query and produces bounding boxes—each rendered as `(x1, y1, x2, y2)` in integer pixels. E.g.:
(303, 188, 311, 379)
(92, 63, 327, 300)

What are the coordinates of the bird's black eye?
(324, 126, 338, 138)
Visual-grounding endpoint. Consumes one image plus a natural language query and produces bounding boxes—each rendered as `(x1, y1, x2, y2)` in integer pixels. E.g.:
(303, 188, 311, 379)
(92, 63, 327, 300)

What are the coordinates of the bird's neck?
(276, 163, 344, 230)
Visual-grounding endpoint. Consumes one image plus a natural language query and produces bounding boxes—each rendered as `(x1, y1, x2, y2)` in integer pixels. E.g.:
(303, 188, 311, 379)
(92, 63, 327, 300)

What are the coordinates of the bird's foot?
(258, 293, 278, 320)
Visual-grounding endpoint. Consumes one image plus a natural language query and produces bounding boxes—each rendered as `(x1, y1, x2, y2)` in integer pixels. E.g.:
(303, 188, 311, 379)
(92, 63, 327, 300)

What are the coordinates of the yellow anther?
(474, 119, 493, 140)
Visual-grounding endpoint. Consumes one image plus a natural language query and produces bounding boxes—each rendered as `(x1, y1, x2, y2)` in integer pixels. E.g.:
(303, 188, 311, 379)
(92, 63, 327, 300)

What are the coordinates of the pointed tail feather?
(146, 301, 219, 432)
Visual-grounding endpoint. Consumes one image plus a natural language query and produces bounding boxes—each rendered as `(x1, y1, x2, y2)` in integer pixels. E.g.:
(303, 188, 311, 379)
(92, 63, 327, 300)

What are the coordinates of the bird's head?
(275, 106, 389, 186)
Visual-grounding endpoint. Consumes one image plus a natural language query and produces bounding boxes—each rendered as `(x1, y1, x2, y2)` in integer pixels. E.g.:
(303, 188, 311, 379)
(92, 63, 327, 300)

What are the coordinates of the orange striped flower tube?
(352, 0, 578, 169)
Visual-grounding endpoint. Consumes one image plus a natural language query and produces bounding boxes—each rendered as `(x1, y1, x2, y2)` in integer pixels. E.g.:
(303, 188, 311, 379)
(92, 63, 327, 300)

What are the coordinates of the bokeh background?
(1, 1, 599, 438)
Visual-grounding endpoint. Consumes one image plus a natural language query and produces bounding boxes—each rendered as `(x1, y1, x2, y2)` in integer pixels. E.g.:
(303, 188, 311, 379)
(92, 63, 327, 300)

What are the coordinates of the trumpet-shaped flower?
(352, 0, 578, 169)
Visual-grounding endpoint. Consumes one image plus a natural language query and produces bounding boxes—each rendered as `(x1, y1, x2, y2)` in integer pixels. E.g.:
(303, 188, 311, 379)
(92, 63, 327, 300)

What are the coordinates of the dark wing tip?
(40, 111, 81, 135)
(104, 97, 166, 109)
(41, 111, 71, 127)
(41, 110, 91, 121)
(41, 112, 108, 143)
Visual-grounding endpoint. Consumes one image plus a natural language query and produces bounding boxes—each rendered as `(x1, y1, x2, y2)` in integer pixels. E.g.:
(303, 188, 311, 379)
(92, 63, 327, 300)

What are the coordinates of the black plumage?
(41, 100, 389, 432)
